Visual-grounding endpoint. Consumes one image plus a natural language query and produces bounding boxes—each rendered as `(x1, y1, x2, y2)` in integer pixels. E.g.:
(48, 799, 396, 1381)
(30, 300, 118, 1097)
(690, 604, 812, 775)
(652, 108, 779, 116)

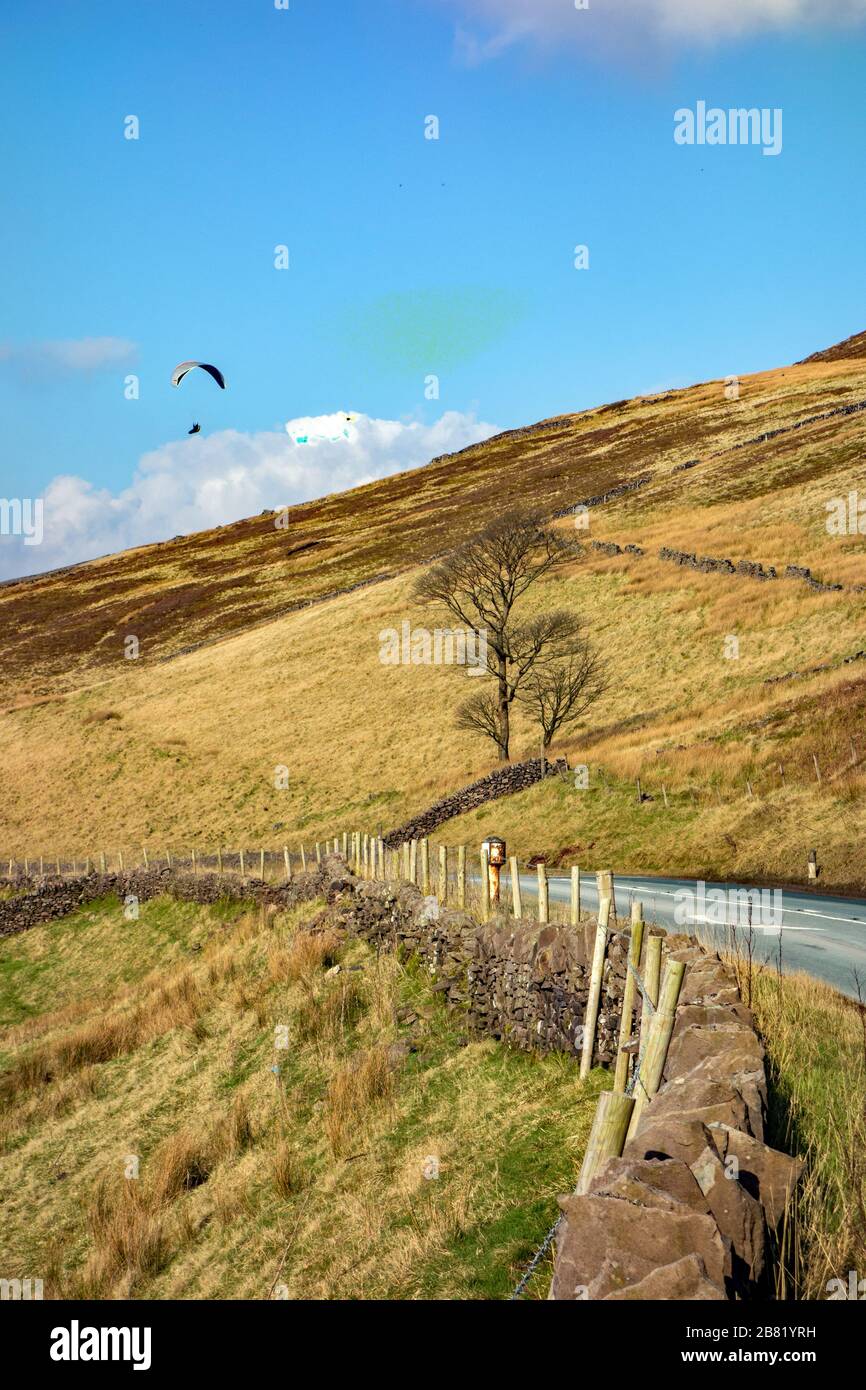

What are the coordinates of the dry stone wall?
(585, 530, 860, 595)
(334, 877, 649, 1062)
(0, 863, 338, 940)
(551, 946, 802, 1301)
(1, 855, 800, 1301)
(382, 757, 568, 847)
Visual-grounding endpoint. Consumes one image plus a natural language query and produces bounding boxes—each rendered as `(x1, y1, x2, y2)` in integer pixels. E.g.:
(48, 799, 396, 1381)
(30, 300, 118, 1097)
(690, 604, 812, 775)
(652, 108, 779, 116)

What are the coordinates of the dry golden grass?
(149, 1129, 214, 1205)
(0, 892, 607, 1300)
(323, 1046, 394, 1157)
(0, 968, 209, 1107)
(280, 928, 341, 985)
(76, 1178, 171, 1299)
(715, 955, 866, 1300)
(272, 1141, 309, 1200)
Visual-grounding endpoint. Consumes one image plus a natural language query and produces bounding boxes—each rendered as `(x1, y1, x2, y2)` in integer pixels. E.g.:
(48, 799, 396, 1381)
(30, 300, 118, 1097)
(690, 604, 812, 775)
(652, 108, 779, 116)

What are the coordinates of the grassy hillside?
(3, 340, 864, 703)
(0, 894, 607, 1300)
(1, 335, 865, 886)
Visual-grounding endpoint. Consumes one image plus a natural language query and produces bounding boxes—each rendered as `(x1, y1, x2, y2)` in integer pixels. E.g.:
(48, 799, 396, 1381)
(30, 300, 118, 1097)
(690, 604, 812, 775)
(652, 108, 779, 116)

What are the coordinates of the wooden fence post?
(537, 862, 548, 924)
(192, 848, 197, 875)
(260, 849, 266, 881)
(420, 838, 430, 895)
(596, 869, 613, 924)
(239, 849, 245, 878)
(639, 934, 662, 1059)
(580, 896, 611, 1080)
(457, 845, 466, 908)
(143, 846, 149, 868)
(662, 784, 669, 808)
(439, 844, 447, 903)
(510, 856, 522, 919)
(570, 865, 580, 926)
(576, 1091, 636, 1194)
(614, 903, 645, 1093)
(480, 845, 490, 920)
(284, 846, 291, 881)
(409, 839, 418, 884)
(217, 847, 223, 875)
(315, 842, 322, 865)
(627, 959, 686, 1140)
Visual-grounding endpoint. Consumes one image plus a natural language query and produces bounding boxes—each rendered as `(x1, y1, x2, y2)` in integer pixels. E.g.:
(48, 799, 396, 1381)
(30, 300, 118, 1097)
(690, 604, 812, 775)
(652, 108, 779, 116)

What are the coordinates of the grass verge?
(0, 893, 608, 1300)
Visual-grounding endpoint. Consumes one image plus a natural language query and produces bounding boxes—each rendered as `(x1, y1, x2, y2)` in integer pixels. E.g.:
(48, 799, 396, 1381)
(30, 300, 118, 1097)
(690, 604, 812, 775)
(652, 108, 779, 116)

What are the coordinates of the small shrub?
(295, 976, 366, 1044)
(273, 1141, 308, 1199)
(150, 1130, 214, 1204)
(82, 708, 122, 724)
(213, 1097, 255, 1158)
(79, 1178, 170, 1296)
(324, 1046, 393, 1156)
(284, 929, 342, 985)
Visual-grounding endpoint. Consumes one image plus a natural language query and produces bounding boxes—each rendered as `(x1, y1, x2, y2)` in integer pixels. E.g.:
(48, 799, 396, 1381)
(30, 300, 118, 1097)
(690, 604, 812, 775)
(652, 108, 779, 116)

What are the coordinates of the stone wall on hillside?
(0, 863, 341, 940)
(382, 756, 568, 847)
(592, 535, 858, 595)
(1, 855, 801, 1300)
(0, 858, 638, 1067)
(335, 877, 654, 1062)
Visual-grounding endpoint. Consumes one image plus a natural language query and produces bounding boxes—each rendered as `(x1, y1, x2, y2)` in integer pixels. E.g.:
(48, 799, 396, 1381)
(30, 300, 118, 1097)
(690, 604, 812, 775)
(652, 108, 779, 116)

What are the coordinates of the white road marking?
(536, 877, 863, 928)
(794, 907, 862, 925)
(688, 917, 814, 932)
(580, 883, 861, 928)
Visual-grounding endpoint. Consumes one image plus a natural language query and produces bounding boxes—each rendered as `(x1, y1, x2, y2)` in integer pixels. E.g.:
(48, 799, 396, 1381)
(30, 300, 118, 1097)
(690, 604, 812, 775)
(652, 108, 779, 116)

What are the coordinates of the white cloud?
(437, 0, 866, 61)
(0, 410, 498, 581)
(0, 337, 138, 378)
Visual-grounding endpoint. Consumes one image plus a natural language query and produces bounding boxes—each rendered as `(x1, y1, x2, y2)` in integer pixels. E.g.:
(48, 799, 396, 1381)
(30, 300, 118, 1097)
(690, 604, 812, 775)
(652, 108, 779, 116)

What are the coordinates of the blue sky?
(1, 0, 865, 576)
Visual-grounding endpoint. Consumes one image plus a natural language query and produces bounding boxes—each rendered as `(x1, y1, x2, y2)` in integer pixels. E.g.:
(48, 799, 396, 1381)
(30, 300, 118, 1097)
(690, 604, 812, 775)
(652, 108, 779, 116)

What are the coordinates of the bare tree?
(414, 510, 585, 760)
(518, 640, 608, 750)
(455, 689, 501, 747)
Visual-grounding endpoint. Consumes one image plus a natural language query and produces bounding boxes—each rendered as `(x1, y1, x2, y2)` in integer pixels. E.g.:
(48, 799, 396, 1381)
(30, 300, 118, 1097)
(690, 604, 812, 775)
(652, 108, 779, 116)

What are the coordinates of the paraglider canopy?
(171, 361, 226, 390)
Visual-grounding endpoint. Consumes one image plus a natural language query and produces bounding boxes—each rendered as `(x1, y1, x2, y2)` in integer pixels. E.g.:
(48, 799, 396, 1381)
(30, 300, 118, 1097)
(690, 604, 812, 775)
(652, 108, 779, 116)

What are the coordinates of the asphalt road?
(514, 870, 866, 1001)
